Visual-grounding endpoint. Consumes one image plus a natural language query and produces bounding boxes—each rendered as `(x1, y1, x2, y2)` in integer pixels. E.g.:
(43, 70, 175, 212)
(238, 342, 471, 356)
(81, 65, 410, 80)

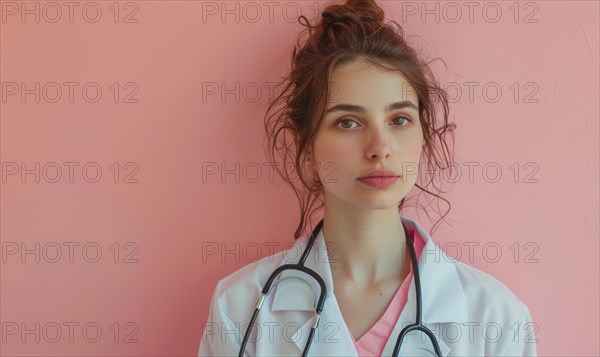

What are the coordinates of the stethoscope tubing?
(238, 218, 442, 357)
(392, 221, 442, 356)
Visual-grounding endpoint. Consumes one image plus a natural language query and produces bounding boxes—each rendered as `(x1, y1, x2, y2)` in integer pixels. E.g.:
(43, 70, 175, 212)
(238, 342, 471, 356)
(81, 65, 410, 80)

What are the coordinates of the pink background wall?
(1, 1, 598, 356)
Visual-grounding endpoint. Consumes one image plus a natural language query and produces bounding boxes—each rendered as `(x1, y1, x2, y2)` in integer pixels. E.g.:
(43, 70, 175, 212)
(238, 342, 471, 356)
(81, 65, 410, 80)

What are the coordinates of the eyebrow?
(325, 100, 419, 115)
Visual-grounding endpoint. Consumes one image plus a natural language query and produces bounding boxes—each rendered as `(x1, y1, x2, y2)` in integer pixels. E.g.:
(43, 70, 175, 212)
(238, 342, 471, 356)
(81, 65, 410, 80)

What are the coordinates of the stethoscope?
(238, 218, 442, 357)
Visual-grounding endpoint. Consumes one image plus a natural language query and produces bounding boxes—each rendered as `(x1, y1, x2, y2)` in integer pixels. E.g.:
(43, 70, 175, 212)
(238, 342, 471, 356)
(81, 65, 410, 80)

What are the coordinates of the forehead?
(327, 60, 418, 105)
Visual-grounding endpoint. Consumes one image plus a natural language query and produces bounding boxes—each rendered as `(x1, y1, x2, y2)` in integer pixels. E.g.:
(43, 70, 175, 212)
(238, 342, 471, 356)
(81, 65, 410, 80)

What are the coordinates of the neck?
(322, 197, 411, 290)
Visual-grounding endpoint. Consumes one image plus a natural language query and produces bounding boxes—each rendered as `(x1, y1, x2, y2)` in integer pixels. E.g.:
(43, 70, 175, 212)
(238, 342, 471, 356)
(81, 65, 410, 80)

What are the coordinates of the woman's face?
(310, 59, 424, 210)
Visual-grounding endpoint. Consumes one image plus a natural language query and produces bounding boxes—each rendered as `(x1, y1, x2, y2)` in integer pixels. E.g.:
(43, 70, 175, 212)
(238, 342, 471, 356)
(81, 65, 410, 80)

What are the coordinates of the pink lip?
(358, 176, 398, 188)
(358, 169, 398, 179)
(357, 169, 399, 188)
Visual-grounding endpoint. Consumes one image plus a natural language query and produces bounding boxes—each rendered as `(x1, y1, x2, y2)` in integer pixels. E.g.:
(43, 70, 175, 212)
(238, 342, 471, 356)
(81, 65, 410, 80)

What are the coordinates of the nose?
(365, 124, 392, 161)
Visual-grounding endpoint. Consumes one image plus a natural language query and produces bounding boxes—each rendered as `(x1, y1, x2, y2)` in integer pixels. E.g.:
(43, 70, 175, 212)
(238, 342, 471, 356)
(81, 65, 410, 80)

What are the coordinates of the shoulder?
(453, 259, 535, 337)
(454, 260, 522, 304)
(452, 260, 538, 354)
(210, 235, 309, 321)
(199, 238, 309, 356)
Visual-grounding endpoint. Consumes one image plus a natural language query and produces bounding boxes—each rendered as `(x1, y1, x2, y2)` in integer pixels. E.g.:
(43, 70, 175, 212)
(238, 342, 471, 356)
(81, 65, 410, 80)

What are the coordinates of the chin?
(324, 185, 408, 209)
(347, 194, 404, 210)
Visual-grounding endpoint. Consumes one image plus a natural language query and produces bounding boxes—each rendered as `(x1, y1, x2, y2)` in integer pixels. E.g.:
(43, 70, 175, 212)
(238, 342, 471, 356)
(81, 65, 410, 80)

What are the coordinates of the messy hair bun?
(264, 0, 457, 239)
(320, 0, 384, 31)
(297, 0, 386, 51)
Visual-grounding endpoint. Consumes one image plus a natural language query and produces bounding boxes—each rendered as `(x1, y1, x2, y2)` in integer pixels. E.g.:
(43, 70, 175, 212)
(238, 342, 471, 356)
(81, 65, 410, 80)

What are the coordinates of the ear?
(303, 149, 317, 175)
(305, 147, 314, 162)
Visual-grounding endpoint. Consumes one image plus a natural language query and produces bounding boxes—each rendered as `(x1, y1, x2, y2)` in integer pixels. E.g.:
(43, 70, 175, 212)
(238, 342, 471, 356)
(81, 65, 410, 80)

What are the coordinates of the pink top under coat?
(347, 227, 426, 356)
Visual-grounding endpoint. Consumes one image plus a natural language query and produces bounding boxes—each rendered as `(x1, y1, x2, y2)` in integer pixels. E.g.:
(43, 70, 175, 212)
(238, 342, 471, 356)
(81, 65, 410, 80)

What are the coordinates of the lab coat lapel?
(270, 225, 334, 313)
(381, 216, 468, 357)
(269, 224, 358, 356)
(287, 297, 359, 356)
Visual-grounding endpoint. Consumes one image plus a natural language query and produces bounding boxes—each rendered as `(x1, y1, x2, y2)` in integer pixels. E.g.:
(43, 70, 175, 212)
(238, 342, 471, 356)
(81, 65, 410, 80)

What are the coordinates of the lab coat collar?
(269, 215, 467, 356)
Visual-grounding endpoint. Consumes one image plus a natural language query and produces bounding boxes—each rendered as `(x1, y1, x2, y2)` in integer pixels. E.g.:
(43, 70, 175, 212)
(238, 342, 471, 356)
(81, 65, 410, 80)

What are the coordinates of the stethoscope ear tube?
(261, 264, 328, 311)
(392, 222, 442, 357)
(238, 306, 260, 357)
(238, 219, 327, 357)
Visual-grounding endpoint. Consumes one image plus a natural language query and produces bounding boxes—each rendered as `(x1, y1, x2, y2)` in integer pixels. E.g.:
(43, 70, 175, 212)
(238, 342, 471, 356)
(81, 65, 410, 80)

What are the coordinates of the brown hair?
(264, 0, 457, 239)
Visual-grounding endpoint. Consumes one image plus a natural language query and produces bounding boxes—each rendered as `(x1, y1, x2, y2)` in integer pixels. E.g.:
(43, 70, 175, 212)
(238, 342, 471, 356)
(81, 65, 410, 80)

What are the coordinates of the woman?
(199, 0, 537, 355)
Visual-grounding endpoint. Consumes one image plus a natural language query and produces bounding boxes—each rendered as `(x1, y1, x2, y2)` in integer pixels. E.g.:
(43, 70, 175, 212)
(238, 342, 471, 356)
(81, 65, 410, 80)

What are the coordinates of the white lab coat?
(198, 215, 537, 356)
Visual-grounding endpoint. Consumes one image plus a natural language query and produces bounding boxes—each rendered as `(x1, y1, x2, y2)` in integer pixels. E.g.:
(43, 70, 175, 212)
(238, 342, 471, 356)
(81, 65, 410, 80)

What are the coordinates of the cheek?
(401, 133, 424, 156)
(315, 142, 355, 169)
(402, 138, 424, 176)
(408, 139, 423, 156)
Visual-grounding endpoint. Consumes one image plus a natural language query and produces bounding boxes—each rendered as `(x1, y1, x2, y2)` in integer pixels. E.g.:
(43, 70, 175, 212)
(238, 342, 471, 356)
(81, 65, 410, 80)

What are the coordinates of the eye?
(392, 115, 412, 126)
(334, 114, 413, 129)
(335, 118, 358, 129)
